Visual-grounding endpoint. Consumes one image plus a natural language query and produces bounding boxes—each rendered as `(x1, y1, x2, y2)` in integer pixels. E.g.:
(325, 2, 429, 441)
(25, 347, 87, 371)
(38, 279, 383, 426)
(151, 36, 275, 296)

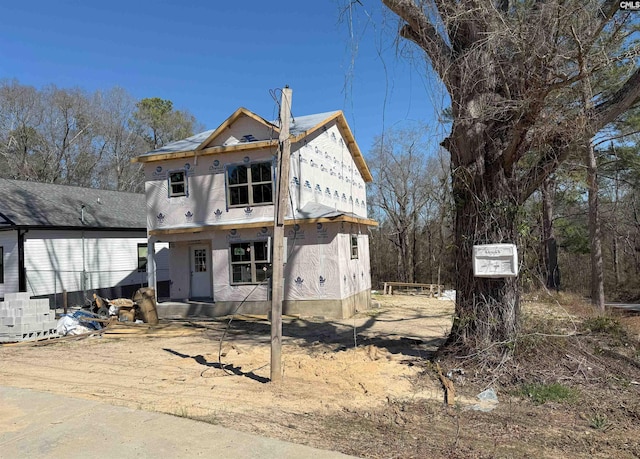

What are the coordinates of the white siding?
(0, 230, 19, 298)
(24, 230, 169, 297)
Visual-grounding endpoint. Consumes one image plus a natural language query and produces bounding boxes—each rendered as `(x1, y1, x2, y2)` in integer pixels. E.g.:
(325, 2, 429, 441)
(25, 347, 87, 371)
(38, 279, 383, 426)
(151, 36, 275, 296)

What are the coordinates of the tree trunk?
(586, 142, 605, 312)
(448, 160, 520, 350)
(541, 177, 560, 291)
(612, 157, 621, 288)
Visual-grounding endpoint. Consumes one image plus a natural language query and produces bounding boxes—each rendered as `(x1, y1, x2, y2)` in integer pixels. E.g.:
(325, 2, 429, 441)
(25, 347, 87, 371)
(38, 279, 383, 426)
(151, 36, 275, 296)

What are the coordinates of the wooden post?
(271, 86, 292, 383)
(63, 289, 68, 315)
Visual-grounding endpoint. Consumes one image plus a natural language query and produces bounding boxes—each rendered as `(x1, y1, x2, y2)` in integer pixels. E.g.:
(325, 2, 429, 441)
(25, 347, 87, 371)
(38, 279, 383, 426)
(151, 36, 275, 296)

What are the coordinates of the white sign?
(620, 1, 640, 11)
(473, 243, 518, 278)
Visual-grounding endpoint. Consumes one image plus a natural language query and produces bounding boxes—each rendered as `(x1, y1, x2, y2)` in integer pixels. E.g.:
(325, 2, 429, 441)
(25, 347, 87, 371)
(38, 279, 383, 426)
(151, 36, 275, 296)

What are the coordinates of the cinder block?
(0, 335, 21, 343)
(4, 292, 31, 302)
(14, 305, 36, 316)
(15, 315, 37, 326)
(1, 324, 28, 334)
(1, 317, 15, 326)
(12, 299, 29, 309)
(37, 313, 52, 322)
(34, 299, 50, 312)
(0, 308, 14, 317)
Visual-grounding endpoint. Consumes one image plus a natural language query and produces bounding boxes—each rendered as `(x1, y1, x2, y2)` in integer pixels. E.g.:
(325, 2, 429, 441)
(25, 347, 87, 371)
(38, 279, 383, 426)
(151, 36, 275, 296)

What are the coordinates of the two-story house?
(135, 107, 377, 318)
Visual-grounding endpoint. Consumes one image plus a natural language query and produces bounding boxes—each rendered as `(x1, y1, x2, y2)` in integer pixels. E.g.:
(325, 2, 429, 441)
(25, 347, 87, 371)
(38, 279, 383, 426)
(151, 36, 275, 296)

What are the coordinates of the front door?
(190, 245, 212, 299)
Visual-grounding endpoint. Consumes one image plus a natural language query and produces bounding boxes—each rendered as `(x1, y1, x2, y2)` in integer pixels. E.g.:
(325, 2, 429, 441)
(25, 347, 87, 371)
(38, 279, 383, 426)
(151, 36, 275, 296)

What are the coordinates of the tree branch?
(518, 136, 574, 203)
(593, 67, 640, 130)
(382, 0, 454, 88)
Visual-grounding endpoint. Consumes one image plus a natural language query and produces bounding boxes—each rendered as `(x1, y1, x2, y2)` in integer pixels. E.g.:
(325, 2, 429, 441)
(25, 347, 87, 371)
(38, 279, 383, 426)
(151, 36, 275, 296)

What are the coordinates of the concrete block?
(4, 292, 31, 302)
(34, 299, 50, 312)
(1, 317, 15, 326)
(1, 324, 28, 334)
(14, 315, 37, 325)
(0, 308, 14, 317)
(13, 300, 29, 309)
(14, 305, 36, 316)
(0, 334, 22, 343)
(37, 313, 52, 322)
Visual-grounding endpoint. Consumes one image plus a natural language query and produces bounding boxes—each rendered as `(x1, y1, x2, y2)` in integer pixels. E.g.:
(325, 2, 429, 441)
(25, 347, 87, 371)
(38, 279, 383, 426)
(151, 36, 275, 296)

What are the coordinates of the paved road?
(606, 303, 640, 313)
(0, 386, 360, 459)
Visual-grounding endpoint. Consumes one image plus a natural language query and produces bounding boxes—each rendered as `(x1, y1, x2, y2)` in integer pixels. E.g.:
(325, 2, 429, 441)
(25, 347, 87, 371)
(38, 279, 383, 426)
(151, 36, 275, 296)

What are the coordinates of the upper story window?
(350, 235, 359, 259)
(168, 170, 188, 197)
(227, 162, 273, 207)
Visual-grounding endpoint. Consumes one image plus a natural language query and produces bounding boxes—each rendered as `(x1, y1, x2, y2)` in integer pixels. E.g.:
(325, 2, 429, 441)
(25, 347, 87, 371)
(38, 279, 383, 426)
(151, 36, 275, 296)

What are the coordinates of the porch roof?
(149, 203, 377, 237)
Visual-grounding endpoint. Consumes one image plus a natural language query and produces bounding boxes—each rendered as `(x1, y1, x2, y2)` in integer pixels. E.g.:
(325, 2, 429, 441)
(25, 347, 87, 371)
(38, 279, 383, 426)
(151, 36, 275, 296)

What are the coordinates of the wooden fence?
(382, 282, 444, 297)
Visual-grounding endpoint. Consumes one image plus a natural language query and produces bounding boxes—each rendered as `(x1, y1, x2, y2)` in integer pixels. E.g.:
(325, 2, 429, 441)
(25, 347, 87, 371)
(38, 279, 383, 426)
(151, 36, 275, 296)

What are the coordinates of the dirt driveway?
(0, 294, 453, 448)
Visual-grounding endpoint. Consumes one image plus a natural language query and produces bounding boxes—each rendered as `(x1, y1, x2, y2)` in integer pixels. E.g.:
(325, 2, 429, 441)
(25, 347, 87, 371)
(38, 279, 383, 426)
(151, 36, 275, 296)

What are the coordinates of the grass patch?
(519, 382, 578, 405)
(582, 316, 624, 335)
(588, 412, 611, 431)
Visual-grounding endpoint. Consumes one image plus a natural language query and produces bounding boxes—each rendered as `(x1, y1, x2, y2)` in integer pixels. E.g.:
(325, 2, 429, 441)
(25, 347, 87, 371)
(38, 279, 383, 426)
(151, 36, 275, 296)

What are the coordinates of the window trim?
(229, 240, 272, 285)
(350, 235, 359, 260)
(168, 169, 188, 198)
(225, 161, 274, 208)
(137, 243, 147, 272)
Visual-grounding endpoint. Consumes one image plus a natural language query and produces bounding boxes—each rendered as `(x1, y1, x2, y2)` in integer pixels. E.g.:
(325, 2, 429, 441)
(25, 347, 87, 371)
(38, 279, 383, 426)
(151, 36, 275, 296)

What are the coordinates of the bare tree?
(382, 0, 640, 351)
(0, 81, 203, 192)
(94, 88, 147, 192)
(369, 126, 434, 283)
(541, 176, 560, 291)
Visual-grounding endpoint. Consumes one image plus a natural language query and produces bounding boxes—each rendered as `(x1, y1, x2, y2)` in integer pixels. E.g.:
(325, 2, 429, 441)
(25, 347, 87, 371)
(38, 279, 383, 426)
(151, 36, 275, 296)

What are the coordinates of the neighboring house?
(135, 107, 377, 318)
(0, 179, 169, 306)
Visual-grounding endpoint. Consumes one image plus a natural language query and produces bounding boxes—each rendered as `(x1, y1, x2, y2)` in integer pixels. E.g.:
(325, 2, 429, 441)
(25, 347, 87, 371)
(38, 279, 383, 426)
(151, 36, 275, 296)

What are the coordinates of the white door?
(190, 245, 212, 298)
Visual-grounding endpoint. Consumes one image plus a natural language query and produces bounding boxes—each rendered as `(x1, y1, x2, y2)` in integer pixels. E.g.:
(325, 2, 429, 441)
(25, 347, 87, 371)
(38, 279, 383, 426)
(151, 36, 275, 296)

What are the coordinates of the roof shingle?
(0, 179, 146, 229)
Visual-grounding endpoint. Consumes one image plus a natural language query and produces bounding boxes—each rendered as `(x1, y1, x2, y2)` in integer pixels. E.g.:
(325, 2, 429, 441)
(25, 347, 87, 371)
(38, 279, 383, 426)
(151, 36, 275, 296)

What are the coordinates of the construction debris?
(91, 288, 158, 325)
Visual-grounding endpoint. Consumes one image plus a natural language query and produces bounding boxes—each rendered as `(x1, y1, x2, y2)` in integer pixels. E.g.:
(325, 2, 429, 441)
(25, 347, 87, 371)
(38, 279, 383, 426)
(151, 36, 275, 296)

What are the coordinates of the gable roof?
(134, 107, 373, 182)
(0, 179, 146, 229)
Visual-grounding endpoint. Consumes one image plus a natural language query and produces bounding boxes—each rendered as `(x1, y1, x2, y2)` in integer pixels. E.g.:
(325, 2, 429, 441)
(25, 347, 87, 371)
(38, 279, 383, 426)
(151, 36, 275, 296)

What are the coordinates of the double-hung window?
(230, 241, 271, 284)
(227, 162, 273, 207)
(168, 170, 187, 197)
(137, 243, 148, 272)
(350, 235, 359, 259)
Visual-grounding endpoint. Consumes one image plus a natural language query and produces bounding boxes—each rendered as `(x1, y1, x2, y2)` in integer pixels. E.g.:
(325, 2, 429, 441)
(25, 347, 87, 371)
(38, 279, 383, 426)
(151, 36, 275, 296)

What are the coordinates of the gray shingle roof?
(292, 202, 361, 221)
(276, 111, 340, 136)
(137, 111, 341, 158)
(138, 129, 216, 157)
(0, 179, 146, 229)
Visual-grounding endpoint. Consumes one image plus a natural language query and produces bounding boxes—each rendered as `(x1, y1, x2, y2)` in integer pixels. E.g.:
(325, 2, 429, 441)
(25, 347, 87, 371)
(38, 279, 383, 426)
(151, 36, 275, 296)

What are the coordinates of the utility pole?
(271, 86, 292, 383)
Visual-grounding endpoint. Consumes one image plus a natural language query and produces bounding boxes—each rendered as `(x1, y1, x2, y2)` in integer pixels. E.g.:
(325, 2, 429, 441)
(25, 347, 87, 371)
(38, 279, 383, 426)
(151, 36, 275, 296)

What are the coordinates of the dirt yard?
(1, 293, 640, 458)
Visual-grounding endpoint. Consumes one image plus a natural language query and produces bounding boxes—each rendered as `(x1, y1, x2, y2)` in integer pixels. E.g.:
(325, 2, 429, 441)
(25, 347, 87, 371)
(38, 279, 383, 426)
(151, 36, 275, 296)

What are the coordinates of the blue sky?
(0, 0, 448, 154)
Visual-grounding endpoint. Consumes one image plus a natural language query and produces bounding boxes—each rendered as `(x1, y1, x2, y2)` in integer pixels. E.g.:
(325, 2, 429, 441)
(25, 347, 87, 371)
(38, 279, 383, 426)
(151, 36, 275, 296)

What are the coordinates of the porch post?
(147, 236, 157, 293)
